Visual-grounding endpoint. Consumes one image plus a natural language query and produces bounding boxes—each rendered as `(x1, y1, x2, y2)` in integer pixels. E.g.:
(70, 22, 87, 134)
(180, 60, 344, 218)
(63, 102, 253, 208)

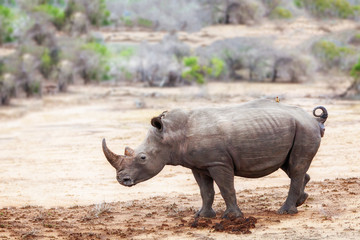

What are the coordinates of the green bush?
(28, 81, 41, 95)
(313, 40, 353, 60)
(312, 40, 355, 69)
(90, 0, 110, 26)
(65, 0, 110, 27)
(271, 7, 293, 19)
(0, 5, 15, 44)
(80, 41, 111, 82)
(119, 47, 135, 60)
(40, 48, 53, 78)
(82, 41, 109, 57)
(209, 57, 225, 78)
(349, 33, 360, 45)
(40, 0, 66, 6)
(33, 4, 65, 30)
(0, 0, 15, 6)
(294, 0, 303, 8)
(350, 57, 360, 80)
(296, 0, 360, 19)
(120, 66, 133, 81)
(341, 57, 360, 96)
(182, 56, 210, 84)
(137, 18, 152, 28)
(120, 16, 134, 27)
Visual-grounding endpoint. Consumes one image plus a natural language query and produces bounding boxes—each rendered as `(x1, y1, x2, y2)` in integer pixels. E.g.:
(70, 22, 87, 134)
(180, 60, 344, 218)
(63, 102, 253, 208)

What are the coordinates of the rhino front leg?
(208, 166, 243, 219)
(192, 169, 216, 218)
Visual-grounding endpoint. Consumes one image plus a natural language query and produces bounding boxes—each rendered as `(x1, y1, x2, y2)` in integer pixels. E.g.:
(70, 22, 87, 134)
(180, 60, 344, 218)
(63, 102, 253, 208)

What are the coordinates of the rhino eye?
(139, 154, 146, 162)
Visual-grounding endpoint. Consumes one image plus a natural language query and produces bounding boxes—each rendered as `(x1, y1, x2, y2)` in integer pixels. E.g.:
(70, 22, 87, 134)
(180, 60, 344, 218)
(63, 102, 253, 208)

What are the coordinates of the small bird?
(276, 96, 280, 103)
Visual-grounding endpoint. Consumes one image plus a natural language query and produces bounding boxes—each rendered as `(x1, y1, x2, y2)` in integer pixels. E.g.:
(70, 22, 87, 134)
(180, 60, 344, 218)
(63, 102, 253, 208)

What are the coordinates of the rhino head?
(102, 114, 171, 187)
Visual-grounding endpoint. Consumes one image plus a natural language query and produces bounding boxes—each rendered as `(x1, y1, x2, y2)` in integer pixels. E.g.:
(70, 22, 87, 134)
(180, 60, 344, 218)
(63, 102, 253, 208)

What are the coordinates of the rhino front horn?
(102, 139, 123, 170)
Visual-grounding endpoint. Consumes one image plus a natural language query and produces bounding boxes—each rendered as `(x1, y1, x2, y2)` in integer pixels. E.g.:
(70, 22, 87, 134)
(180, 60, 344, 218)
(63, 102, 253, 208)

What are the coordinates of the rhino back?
(182, 103, 317, 177)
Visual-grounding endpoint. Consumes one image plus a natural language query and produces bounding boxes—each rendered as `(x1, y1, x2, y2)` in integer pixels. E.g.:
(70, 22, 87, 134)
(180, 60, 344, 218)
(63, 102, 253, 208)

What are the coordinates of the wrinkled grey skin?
(103, 99, 328, 218)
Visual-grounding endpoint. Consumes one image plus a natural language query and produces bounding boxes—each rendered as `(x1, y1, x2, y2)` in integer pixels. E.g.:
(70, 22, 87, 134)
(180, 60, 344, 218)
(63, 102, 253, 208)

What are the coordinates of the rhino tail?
(313, 106, 328, 137)
(313, 106, 328, 123)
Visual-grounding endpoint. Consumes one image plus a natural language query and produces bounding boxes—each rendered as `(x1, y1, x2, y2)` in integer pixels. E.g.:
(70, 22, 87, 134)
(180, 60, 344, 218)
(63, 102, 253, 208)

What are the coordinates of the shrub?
(128, 33, 190, 87)
(197, 37, 275, 81)
(0, 5, 15, 45)
(137, 18, 153, 28)
(270, 52, 314, 82)
(0, 0, 16, 6)
(78, 41, 111, 83)
(296, 0, 360, 19)
(350, 57, 360, 80)
(40, 0, 66, 6)
(294, 0, 303, 8)
(33, 4, 66, 30)
(0, 74, 16, 105)
(107, 0, 212, 31)
(312, 40, 356, 70)
(349, 33, 360, 45)
(55, 59, 73, 92)
(270, 7, 293, 19)
(82, 41, 109, 57)
(119, 47, 135, 60)
(314, 40, 350, 60)
(65, 0, 110, 27)
(209, 57, 225, 79)
(182, 56, 210, 84)
(39, 48, 53, 78)
(340, 57, 360, 97)
(223, 0, 264, 25)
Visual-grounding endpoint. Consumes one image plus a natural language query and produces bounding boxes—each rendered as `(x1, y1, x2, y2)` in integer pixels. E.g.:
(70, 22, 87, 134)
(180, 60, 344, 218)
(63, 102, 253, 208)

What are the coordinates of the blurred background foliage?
(1, 0, 360, 105)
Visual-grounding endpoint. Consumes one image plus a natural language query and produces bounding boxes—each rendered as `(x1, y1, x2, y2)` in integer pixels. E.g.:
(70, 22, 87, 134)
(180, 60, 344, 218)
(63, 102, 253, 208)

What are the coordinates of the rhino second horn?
(102, 139, 123, 170)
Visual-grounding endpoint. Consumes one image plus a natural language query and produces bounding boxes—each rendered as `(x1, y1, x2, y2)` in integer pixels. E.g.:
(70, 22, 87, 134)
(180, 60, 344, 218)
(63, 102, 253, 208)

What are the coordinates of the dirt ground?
(1, 81, 360, 239)
(1, 17, 360, 239)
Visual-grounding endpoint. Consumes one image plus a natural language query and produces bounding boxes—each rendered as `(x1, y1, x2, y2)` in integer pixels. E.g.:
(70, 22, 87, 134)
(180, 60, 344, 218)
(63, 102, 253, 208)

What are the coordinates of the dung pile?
(190, 215, 257, 234)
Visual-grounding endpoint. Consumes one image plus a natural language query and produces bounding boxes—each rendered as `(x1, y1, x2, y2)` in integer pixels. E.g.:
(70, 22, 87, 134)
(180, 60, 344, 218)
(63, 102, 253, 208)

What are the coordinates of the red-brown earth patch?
(1, 178, 359, 239)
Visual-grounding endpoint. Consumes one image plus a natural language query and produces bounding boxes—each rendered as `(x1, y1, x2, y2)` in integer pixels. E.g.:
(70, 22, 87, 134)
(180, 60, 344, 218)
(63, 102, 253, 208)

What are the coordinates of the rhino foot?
(222, 208, 244, 219)
(195, 208, 216, 218)
(296, 193, 309, 207)
(277, 205, 298, 214)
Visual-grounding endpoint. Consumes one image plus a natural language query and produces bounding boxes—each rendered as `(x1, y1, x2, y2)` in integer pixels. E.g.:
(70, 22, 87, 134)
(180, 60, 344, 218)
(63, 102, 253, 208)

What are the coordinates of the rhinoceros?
(102, 99, 328, 218)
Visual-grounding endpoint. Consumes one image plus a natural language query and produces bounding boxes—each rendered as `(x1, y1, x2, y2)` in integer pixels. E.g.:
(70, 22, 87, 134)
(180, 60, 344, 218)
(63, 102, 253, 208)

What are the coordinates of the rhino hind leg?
(192, 169, 216, 218)
(208, 167, 243, 219)
(281, 167, 310, 207)
(278, 173, 306, 214)
(296, 173, 310, 207)
(278, 135, 319, 214)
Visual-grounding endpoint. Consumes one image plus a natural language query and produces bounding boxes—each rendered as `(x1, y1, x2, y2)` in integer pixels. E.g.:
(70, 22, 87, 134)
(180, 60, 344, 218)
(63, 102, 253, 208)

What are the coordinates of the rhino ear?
(124, 146, 135, 157)
(151, 117, 163, 131)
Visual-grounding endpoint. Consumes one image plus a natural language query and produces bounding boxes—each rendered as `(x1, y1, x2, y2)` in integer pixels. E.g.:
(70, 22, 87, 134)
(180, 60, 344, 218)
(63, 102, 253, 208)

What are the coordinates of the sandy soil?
(1, 177, 359, 239)
(101, 17, 358, 48)
(1, 81, 360, 239)
(1, 16, 360, 239)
